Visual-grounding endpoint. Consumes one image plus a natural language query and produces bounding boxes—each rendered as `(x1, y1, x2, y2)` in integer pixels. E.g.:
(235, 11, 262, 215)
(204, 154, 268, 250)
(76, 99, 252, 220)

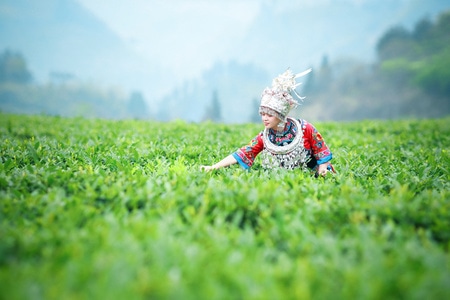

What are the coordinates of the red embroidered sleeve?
(232, 132, 264, 169)
(302, 121, 332, 164)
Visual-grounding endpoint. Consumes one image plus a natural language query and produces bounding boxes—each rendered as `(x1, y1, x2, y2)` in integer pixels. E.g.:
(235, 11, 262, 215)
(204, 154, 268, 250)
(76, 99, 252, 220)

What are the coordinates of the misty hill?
(1, 0, 449, 122)
(0, 0, 163, 98)
(157, 1, 450, 123)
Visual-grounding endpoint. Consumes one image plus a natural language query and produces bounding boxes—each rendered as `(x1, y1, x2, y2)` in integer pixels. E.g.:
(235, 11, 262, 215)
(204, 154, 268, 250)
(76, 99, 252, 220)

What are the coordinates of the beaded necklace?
(260, 118, 310, 170)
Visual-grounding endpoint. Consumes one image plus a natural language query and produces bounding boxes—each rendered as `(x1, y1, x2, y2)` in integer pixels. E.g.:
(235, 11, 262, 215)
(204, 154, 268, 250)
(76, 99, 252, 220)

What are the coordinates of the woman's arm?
(201, 132, 264, 171)
(302, 120, 333, 165)
(200, 155, 238, 171)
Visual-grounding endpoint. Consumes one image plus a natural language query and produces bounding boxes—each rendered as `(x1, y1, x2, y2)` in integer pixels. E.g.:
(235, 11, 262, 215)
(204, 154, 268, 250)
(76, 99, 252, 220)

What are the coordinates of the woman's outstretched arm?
(200, 155, 238, 171)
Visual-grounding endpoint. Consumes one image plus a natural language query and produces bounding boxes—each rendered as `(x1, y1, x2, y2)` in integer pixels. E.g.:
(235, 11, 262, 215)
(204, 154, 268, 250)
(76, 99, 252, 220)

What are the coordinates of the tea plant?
(0, 113, 449, 299)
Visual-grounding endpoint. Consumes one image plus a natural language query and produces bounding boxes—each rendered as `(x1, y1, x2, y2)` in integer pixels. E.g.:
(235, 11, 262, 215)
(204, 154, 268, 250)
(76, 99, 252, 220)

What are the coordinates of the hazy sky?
(76, 0, 381, 80)
(77, 0, 263, 80)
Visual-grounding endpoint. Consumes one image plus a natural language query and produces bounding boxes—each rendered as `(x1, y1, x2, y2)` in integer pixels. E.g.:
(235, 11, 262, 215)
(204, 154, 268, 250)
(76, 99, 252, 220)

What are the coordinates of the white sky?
(75, 0, 441, 93)
(76, 0, 262, 80)
(76, 0, 375, 79)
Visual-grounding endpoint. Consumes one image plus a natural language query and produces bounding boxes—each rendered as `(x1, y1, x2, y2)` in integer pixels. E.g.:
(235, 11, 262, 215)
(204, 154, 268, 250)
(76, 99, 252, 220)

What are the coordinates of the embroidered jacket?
(232, 119, 332, 170)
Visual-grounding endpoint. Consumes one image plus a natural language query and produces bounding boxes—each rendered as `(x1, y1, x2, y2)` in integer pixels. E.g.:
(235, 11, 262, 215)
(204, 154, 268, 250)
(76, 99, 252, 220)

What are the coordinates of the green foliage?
(0, 113, 449, 299)
(377, 10, 450, 97)
(412, 48, 450, 96)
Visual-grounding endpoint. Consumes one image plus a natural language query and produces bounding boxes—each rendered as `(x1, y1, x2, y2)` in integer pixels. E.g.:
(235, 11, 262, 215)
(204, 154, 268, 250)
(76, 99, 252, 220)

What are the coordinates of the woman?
(201, 69, 335, 177)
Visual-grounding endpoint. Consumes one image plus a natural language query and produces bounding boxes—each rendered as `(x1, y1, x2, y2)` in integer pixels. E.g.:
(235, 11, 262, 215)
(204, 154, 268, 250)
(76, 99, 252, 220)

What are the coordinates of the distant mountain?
(0, 0, 165, 100)
(1, 0, 449, 122)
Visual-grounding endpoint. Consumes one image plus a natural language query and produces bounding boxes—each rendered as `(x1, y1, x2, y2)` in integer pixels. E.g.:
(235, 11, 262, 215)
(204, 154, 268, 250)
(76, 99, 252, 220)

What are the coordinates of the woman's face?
(261, 113, 281, 130)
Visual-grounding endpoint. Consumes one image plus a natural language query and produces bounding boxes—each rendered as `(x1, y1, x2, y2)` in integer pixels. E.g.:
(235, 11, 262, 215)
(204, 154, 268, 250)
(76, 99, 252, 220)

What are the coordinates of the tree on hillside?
(376, 26, 414, 61)
(0, 50, 32, 84)
(249, 97, 261, 123)
(127, 91, 150, 119)
(428, 11, 450, 53)
(413, 17, 433, 41)
(203, 90, 222, 122)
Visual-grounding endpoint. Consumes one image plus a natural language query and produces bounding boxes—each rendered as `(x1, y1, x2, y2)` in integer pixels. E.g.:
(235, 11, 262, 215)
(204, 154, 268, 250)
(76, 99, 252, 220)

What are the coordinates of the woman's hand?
(200, 165, 216, 171)
(317, 163, 330, 177)
(200, 155, 238, 171)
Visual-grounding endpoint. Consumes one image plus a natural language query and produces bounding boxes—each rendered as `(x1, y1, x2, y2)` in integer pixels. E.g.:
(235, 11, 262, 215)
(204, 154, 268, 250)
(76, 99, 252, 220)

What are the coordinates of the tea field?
(0, 113, 449, 299)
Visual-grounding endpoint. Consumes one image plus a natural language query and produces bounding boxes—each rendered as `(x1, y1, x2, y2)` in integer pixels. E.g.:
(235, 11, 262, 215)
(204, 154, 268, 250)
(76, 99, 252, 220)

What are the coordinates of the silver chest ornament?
(260, 118, 310, 170)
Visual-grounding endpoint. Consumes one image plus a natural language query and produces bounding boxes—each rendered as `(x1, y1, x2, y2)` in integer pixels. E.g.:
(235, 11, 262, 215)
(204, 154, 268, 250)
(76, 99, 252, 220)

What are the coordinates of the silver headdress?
(259, 68, 312, 122)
